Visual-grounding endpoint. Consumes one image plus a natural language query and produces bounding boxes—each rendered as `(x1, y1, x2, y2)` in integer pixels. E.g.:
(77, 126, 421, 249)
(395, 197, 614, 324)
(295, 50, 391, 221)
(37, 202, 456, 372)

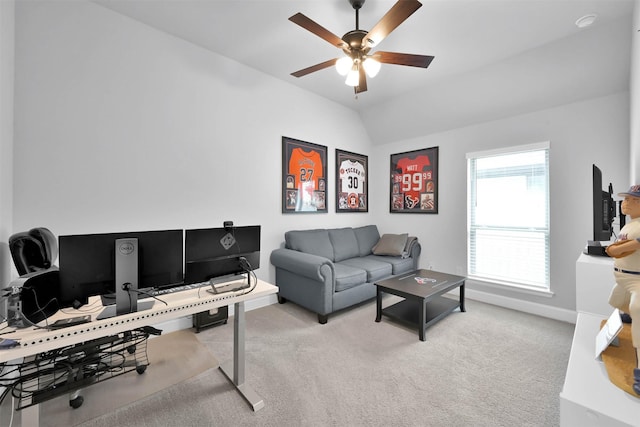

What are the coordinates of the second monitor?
(184, 225, 260, 286)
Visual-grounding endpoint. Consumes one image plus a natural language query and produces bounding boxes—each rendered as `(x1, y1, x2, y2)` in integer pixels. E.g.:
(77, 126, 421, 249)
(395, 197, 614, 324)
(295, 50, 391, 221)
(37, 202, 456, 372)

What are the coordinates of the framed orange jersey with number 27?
(282, 136, 327, 213)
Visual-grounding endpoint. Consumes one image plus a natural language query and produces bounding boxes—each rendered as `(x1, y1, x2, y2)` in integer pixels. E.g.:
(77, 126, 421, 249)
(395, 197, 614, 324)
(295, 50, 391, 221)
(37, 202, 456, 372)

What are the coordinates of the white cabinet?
(560, 254, 639, 426)
(575, 252, 615, 317)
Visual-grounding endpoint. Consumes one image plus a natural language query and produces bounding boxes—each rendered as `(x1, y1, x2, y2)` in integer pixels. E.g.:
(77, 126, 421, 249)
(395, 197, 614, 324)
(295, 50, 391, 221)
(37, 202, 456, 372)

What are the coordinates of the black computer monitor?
(592, 164, 616, 242)
(184, 225, 260, 284)
(58, 229, 184, 307)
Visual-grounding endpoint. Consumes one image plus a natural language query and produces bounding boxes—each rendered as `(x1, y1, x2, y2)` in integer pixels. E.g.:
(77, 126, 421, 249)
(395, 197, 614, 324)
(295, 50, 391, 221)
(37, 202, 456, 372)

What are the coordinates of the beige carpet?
(36, 329, 218, 426)
(16, 298, 573, 427)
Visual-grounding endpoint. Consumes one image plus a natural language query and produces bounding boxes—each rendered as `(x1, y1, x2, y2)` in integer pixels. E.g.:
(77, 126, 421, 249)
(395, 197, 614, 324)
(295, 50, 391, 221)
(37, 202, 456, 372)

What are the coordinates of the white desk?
(560, 312, 639, 426)
(0, 279, 278, 426)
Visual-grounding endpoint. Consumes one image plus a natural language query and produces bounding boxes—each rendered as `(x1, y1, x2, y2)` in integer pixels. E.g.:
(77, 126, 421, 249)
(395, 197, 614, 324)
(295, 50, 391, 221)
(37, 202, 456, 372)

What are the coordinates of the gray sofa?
(270, 225, 421, 324)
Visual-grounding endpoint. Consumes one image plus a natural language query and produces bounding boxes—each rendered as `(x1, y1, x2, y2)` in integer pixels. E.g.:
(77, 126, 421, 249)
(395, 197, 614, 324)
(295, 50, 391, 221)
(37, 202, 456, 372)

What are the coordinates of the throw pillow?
(372, 233, 408, 256)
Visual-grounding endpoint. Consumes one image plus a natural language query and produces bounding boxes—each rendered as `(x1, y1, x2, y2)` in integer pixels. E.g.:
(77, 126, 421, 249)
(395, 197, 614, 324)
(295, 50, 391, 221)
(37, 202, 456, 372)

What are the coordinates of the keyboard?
(100, 274, 247, 306)
(150, 281, 209, 296)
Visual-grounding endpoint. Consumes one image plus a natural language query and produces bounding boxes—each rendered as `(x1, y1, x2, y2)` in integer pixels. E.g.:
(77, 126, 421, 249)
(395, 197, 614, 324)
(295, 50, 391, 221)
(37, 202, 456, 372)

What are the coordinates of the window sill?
(467, 276, 554, 298)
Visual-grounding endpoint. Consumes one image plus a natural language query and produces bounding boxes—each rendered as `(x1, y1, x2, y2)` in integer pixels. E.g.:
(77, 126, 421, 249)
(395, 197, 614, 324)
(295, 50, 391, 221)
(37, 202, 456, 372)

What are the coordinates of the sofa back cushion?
(353, 225, 380, 257)
(328, 228, 360, 262)
(285, 229, 334, 260)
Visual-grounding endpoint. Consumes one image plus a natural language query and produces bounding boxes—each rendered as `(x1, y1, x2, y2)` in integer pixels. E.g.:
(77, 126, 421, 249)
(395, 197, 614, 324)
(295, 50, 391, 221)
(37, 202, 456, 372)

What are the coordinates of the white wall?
(13, 1, 374, 285)
(372, 92, 630, 314)
(631, 0, 640, 182)
(0, 0, 15, 296)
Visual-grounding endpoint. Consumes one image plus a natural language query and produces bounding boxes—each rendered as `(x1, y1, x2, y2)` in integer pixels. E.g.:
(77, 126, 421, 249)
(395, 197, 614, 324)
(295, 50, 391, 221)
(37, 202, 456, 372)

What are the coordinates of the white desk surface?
(0, 279, 278, 363)
(560, 312, 639, 426)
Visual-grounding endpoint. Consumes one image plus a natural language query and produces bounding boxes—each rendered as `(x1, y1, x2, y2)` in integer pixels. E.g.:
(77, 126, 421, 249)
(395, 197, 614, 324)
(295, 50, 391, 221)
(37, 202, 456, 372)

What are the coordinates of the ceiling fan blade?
(289, 13, 347, 49)
(355, 66, 367, 94)
(373, 51, 434, 68)
(363, 0, 422, 48)
(291, 58, 339, 78)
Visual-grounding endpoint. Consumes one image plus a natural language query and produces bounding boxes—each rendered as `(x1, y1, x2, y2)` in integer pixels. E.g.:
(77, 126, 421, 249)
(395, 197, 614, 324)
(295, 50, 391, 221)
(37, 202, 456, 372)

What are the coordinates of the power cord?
(23, 286, 59, 329)
(238, 256, 258, 295)
(122, 284, 168, 306)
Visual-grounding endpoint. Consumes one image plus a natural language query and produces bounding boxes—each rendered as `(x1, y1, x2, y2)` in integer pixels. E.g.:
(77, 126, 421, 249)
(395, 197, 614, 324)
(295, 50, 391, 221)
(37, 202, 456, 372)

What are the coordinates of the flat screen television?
(58, 229, 184, 307)
(592, 164, 616, 242)
(184, 225, 260, 285)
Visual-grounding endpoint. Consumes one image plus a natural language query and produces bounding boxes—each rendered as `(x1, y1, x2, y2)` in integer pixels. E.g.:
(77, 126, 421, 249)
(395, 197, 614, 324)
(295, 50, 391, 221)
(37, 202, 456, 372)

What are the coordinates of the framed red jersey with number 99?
(390, 147, 438, 214)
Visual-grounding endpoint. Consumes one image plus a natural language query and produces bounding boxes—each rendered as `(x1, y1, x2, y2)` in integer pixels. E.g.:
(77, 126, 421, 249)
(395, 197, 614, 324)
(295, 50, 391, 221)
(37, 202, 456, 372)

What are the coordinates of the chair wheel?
(136, 365, 147, 374)
(69, 395, 84, 409)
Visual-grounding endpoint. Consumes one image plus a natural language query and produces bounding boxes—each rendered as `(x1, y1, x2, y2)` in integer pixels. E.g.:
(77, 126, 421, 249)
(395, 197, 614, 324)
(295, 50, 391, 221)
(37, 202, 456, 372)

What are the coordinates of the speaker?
(586, 240, 609, 257)
(5, 269, 60, 327)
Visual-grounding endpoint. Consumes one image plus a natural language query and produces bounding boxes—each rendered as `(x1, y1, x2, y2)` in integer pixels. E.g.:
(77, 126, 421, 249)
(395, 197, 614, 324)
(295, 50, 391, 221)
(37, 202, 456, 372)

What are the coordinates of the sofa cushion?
(365, 254, 415, 275)
(353, 225, 380, 257)
(329, 228, 360, 262)
(333, 263, 367, 292)
(372, 233, 408, 256)
(339, 257, 393, 282)
(285, 229, 334, 261)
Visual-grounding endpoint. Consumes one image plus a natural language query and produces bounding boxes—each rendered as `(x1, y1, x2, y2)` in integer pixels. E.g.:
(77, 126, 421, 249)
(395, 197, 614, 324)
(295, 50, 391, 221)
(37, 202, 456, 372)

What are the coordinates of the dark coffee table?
(375, 269, 466, 341)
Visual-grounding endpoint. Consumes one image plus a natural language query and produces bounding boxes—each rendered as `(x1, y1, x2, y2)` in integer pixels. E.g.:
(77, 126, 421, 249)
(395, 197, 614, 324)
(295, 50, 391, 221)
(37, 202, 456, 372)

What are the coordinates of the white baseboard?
(463, 288, 577, 324)
(152, 294, 279, 334)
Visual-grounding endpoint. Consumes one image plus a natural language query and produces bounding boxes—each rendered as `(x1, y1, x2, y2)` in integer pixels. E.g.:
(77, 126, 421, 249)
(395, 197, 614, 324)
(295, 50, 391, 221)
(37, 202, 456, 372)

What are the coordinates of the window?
(467, 142, 550, 291)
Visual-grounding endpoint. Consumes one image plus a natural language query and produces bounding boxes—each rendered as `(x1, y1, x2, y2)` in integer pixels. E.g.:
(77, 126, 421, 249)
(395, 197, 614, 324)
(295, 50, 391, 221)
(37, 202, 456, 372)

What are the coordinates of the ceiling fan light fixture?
(336, 56, 353, 76)
(345, 65, 360, 86)
(289, 0, 433, 94)
(363, 57, 381, 78)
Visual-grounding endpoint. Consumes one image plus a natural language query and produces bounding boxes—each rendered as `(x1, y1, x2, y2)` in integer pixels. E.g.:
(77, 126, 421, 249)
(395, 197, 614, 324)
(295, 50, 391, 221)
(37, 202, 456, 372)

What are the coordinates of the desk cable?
(122, 284, 169, 308)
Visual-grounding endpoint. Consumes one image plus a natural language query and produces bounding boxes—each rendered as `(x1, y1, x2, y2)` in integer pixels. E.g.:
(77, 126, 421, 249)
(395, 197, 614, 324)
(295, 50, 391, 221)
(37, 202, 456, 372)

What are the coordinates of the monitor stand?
(97, 299, 154, 320)
(97, 237, 155, 320)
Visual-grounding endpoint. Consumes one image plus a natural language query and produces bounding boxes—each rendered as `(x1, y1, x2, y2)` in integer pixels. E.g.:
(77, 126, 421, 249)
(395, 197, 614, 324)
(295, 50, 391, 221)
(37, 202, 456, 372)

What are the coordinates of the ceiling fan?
(289, 0, 434, 94)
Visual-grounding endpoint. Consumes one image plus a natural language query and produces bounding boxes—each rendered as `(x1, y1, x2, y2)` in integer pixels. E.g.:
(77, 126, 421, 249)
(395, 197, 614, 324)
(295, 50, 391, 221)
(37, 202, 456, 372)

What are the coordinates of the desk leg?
(460, 282, 466, 312)
(219, 301, 265, 411)
(419, 299, 426, 342)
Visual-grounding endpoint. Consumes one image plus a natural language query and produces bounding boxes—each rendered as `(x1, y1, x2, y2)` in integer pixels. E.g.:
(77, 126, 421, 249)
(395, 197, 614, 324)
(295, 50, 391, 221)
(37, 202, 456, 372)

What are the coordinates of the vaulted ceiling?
(94, 0, 634, 144)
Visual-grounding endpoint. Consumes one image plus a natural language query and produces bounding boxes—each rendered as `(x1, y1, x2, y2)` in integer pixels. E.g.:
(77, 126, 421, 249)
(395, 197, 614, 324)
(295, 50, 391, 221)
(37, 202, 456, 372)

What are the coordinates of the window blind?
(467, 143, 550, 289)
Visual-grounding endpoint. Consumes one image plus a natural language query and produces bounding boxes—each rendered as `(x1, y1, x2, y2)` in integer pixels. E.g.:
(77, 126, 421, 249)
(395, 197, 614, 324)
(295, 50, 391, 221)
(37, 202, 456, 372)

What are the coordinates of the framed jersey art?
(282, 136, 328, 213)
(390, 147, 438, 214)
(336, 149, 368, 213)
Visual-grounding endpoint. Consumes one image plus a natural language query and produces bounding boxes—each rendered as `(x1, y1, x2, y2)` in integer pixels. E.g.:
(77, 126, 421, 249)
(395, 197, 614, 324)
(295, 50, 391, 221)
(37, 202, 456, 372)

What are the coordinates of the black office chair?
(6, 227, 60, 325)
(6, 228, 87, 408)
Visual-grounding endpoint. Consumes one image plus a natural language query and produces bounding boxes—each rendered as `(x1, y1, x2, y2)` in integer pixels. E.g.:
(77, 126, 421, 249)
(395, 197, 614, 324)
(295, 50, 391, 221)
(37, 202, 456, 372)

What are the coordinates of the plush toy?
(606, 185, 640, 394)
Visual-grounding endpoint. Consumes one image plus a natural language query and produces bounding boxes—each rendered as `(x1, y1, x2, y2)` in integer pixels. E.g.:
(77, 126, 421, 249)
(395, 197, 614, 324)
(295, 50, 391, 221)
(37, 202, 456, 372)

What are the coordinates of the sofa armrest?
(270, 248, 335, 282)
(407, 237, 421, 258)
(409, 240, 422, 269)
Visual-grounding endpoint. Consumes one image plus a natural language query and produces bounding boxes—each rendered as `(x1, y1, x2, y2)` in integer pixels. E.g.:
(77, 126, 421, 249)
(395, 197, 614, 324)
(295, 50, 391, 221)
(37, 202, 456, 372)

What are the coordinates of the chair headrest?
(29, 227, 57, 265)
(8, 227, 58, 276)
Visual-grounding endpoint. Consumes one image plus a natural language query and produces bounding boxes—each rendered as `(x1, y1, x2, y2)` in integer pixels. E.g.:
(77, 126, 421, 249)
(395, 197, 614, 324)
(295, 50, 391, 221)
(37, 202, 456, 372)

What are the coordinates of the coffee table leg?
(419, 299, 426, 341)
(375, 288, 382, 322)
(460, 282, 466, 312)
